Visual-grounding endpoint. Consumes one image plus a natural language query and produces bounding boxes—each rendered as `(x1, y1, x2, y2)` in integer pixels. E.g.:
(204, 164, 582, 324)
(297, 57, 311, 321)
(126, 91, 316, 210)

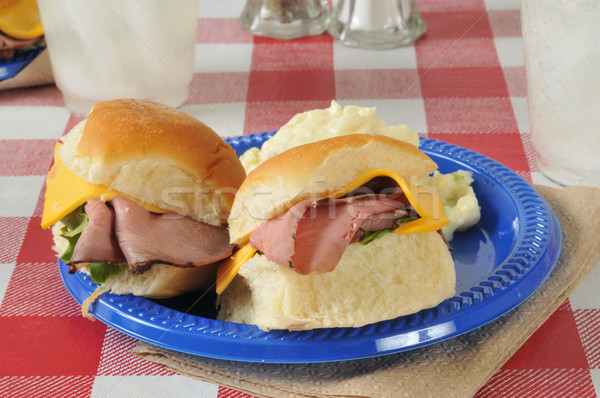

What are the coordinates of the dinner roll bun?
(228, 134, 437, 245)
(99, 263, 216, 299)
(59, 99, 246, 226)
(217, 230, 455, 330)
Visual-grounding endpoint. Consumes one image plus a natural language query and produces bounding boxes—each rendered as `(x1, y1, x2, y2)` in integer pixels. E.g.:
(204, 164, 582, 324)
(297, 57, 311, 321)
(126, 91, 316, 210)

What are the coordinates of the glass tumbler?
(521, 0, 600, 186)
(37, 0, 198, 117)
(239, 0, 329, 39)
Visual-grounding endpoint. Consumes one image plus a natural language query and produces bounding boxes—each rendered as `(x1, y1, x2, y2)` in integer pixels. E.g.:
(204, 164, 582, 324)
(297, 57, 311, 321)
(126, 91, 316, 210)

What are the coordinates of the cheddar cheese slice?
(216, 169, 449, 294)
(328, 168, 449, 234)
(216, 243, 257, 295)
(41, 144, 168, 229)
(0, 0, 43, 40)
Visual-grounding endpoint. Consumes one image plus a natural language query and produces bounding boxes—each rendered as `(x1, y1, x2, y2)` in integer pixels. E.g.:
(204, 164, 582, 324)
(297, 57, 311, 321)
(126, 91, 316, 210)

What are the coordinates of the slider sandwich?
(217, 134, 456, 331)
(41, 99, 246, 317)
(0, 0, 44, 61)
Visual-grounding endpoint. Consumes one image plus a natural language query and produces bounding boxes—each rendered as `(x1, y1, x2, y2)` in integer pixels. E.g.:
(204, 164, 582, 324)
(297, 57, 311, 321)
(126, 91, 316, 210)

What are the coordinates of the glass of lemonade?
(37, 0, 198, 117)
(521, 0, 600, 186)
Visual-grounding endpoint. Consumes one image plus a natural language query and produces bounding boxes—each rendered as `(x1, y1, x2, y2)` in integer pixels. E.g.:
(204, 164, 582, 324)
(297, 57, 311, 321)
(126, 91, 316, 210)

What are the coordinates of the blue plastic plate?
(59, 133, 562, 363)
(0, 44, 45, 81)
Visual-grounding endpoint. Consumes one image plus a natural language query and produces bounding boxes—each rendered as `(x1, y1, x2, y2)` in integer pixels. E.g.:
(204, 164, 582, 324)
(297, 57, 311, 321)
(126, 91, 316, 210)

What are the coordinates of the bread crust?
(228, 134, 437, 244)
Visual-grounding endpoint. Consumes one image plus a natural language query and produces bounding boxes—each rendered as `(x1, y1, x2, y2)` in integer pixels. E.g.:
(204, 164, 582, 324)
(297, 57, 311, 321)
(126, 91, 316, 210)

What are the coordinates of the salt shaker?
(327, 0, 426, 49)
(239, 0, 329, 40)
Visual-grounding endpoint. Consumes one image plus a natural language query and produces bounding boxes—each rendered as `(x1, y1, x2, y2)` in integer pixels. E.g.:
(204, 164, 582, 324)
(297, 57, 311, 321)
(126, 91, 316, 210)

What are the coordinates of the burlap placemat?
(0, 49, 54, 90)
(133, 185, 600, 398)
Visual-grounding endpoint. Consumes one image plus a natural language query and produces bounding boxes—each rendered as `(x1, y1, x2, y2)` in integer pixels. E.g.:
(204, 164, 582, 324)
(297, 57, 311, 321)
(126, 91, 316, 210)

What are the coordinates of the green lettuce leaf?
(57, 206, 127, 284)
(358, 216, 414, 246)
(87, 262, 127, 284)
(359, 229, 394, 245)
(59, 206, 88, 262)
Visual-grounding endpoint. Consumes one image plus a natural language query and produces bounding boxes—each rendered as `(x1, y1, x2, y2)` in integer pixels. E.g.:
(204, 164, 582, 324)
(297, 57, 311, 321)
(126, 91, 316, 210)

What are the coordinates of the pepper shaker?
(240, 0, 329, 40)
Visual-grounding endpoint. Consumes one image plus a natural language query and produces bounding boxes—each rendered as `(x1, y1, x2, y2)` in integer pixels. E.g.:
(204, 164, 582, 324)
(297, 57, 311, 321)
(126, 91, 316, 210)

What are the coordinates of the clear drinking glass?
(239, 0, 329, 40)
(37, 0, 199, 117)
(327, 0, 426, 50)
(521, 0, 600, 186)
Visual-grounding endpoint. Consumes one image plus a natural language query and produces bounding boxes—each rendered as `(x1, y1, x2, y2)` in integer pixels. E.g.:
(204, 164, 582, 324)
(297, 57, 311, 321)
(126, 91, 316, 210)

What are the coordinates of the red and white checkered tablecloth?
(1, 0, 599, 397)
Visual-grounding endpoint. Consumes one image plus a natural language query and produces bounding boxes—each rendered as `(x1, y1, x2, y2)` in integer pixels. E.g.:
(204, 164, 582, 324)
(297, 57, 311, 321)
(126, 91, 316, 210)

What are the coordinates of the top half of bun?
(228, 134, 437, 245)
(58, 99, 246, 226)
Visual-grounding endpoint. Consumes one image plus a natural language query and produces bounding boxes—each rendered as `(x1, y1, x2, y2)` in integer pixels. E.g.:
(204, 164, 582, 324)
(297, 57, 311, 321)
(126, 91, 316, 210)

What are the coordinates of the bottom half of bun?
(93, 263, 217, 299)
(217, 231, 456, 331)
